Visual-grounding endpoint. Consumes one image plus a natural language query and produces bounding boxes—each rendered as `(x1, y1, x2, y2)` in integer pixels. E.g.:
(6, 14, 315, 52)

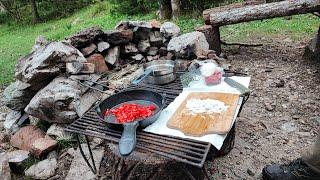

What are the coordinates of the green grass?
(0, 1, 319, 86)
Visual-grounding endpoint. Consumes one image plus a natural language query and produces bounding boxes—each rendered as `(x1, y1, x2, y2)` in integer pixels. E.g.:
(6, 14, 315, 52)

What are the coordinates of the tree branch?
(220, 40, 263, 47)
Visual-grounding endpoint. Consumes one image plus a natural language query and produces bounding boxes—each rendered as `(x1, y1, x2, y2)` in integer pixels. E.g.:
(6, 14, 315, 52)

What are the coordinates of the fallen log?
(202, 0, 264, 25)
(209, 0, 320, 27)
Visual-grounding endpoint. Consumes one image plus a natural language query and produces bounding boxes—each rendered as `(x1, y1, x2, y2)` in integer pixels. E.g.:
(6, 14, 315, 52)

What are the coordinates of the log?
(209, 0, 320, 27)
(202, 0, 264, 25)
(99, 143, 207, 180)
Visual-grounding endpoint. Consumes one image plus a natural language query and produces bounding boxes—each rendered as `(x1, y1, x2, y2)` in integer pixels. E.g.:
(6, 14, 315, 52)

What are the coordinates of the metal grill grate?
(65, 73, 211, 168)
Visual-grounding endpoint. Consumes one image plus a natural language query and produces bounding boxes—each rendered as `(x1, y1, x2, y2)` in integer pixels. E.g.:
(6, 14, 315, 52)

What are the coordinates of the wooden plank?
(167, 92, 240, 136)
(209, 0, 320, 27)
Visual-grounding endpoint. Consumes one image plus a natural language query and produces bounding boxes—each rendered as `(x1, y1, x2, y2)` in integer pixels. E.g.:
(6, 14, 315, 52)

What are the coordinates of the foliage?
(0, 0, 94, 24)
(108, 0, 158, 15)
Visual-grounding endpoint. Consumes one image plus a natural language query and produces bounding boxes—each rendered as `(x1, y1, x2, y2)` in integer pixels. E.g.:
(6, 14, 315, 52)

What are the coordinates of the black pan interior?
(97, 90, 164, 126)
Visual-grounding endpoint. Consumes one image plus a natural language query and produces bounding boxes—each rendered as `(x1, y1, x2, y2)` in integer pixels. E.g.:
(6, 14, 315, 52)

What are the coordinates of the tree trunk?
(171, 0, 181, 19)
(159, 0, 172, 20)
(202, 0, 265, 25)
(208, 0, 320, 27)
(99, 143, 207, 180)
(30, 0, 41, 23)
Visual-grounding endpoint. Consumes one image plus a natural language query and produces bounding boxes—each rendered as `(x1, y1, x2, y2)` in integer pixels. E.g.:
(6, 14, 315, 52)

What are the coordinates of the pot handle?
(119, 121, 139, 156)
(132, 69, 152, 85)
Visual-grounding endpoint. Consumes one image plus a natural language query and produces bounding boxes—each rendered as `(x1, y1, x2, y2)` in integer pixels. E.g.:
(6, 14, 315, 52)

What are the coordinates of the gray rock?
(3, 110, 21, 132)
(97, 41, 110, 52)
(66, 144, 104, 180)
(0, 113, 6, 122)
(280, 122, 297, 133)
(25, 158, 57, 179)
(167, 31, 209, 59)
(47, 151, 58, 160)
(80, 43, 97, 56)
(6, 150, 30, 174)
(2, 81, 37, 110)
(159, 47, 168, 56)
(148, 47, 158, 56)
(67, 26, 104, 48)
(138, 40, 150, 53)
(46, 124, 73, 140)
(149, 31, 163, 46)
(25, 76, 82, 124)
(0, 154, 10, 180)
(160, 22, 180, 39)
(104, 30, 133, 45)
(131, 54, 145, 61)
(310, 116, 320, 125)
(122, 43, 138, 54)
(29, 116, 40, 125)
(31, 35, 48, 52)
(15, 42, 86, 88)
(105, 46, 120, 65)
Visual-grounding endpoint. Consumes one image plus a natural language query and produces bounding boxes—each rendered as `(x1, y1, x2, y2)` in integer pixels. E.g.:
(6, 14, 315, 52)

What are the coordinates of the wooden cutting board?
(166, 92, 240, 136)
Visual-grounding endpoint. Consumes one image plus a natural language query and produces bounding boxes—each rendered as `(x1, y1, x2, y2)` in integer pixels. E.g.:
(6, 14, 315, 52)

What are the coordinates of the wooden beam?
(209, 0, 320, 27)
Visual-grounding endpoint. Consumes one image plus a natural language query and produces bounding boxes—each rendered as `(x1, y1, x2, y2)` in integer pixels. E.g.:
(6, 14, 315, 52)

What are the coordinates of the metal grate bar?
(65, 72, 211, 168)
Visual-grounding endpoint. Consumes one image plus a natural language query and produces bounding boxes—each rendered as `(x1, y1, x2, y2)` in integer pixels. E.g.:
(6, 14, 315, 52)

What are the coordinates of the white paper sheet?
(144, 76, 251, 150)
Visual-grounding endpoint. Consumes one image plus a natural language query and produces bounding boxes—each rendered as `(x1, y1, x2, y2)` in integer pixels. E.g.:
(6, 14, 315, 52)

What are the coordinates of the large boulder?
(160, 22, 181, 39)
(24, 74, 99, 124)
(25, 158, 57, 179)
(2, 81, 37, 110)
(15, 42, 86, 89)
(24, 76, 83, 124)
(167, 31, 209, 59)
(66, 26, 104, 48)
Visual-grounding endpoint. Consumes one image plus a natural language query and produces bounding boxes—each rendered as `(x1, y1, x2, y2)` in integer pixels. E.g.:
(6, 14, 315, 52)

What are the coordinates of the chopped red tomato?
(104, 103, 156, 123)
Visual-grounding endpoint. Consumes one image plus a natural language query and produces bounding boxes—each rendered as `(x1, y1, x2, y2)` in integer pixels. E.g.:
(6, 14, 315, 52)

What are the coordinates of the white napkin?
(144, 76, 251, 150)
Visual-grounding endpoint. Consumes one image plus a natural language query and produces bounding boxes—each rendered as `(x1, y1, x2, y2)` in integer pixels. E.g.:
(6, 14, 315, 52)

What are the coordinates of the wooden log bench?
(200, 0, 320, 55)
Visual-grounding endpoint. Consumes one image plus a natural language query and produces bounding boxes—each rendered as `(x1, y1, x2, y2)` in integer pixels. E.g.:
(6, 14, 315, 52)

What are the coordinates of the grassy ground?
(0, 2, 319, 86)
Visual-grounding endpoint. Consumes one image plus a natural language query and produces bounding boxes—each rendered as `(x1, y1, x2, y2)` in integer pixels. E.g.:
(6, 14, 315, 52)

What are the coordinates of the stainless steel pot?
(132, 60, 176, 85)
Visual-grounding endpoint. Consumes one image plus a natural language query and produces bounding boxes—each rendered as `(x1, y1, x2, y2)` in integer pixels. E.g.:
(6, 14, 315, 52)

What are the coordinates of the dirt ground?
(1, 36, 319, 179)
(208, 37, 320, 179)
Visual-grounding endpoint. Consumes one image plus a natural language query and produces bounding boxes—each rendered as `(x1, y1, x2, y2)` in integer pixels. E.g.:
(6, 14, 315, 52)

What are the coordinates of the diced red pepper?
(104, 103, 156, 124)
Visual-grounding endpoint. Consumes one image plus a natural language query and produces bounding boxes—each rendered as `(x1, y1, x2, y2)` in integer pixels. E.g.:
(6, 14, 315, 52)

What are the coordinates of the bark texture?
(99, 143, 206, 180)
(203, 0, 264, 24)
(171, 0, 181, 19)
(209, 0, 320, 27)
(30, 0, 41, 23)
(159, 0, 172, 20)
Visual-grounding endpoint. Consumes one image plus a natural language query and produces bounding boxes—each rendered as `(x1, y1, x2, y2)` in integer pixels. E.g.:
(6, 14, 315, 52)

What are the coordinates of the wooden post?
(196, 25, 222, 55)
(212, 27, 222, 56)
(304, 26, 320, 61)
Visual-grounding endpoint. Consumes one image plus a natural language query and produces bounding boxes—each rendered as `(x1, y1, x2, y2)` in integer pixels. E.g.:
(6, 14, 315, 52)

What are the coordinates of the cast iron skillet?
(96, 89, 165, 156)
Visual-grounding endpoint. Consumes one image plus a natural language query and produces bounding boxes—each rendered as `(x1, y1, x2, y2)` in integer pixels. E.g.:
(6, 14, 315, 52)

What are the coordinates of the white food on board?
(185, 98, 228, 115)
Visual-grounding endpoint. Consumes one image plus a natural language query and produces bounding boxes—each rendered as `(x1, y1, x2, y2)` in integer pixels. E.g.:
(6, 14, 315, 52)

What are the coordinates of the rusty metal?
(66, 73, 212, 168)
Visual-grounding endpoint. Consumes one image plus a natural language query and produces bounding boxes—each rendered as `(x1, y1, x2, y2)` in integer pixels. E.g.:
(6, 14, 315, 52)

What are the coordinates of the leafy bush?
(0, 0, 95, 24)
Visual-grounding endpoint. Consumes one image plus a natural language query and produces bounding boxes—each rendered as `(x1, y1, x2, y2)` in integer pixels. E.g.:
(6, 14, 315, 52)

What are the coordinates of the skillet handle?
(132, 69, 152, 85)
(119, 121, 139, 156)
